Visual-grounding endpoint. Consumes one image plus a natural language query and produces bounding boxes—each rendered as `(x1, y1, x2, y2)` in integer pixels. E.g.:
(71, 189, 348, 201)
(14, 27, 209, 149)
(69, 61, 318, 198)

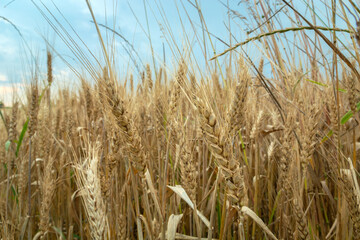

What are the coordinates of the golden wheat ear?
(73, 142, 108, 240)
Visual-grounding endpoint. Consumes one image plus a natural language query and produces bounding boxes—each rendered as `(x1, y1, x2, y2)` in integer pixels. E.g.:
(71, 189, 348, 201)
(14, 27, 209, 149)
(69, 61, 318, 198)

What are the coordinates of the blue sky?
(0, 0, 356, 105)
(1, 0, 250, 104)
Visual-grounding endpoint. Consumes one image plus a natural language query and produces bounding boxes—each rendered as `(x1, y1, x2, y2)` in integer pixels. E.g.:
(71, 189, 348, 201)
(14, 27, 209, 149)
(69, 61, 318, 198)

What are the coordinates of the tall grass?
(0, 0, 360, 239)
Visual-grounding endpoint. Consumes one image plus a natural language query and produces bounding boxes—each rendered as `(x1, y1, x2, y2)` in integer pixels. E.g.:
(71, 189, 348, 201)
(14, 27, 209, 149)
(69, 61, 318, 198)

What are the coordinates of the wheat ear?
(74, 143, 108, 240)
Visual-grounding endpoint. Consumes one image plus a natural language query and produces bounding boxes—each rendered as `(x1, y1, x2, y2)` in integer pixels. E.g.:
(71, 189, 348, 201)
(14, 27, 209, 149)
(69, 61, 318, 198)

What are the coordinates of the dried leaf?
(168, 185, 210, 228)
(166, 214, 183, 240)
(241, 206, 278, 240)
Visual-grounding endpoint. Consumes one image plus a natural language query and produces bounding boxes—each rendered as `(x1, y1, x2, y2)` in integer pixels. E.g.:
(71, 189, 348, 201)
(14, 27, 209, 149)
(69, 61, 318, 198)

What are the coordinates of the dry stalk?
(39, 157, 55, 237)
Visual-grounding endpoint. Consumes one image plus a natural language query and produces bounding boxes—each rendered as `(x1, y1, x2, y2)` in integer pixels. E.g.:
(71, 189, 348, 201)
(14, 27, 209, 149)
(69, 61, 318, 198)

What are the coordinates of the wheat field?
(1, 0, 360, 239)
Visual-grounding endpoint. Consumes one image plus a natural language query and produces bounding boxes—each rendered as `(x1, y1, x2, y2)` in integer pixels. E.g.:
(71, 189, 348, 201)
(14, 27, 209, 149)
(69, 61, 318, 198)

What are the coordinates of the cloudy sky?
(1, 0, 255, 104)
(0, 0, 353, 105)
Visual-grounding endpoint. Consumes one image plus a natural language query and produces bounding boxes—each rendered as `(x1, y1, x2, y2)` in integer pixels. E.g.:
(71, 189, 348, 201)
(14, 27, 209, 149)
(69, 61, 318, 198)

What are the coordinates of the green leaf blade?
(16, 118, 29, 157)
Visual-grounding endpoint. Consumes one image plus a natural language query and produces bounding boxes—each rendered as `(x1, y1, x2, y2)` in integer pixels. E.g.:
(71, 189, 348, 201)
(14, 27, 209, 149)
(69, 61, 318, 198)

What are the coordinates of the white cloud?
(0, 74, 7, 82)
(54, 69, 71, 79)
(52, 68, 80, 88)
(0, 83, 26, 106)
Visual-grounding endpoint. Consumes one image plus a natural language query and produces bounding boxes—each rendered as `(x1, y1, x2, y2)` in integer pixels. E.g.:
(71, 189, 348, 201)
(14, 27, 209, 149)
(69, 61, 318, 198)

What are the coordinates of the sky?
(0, 0, 356, 105)
(0, 0, 251, 105)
